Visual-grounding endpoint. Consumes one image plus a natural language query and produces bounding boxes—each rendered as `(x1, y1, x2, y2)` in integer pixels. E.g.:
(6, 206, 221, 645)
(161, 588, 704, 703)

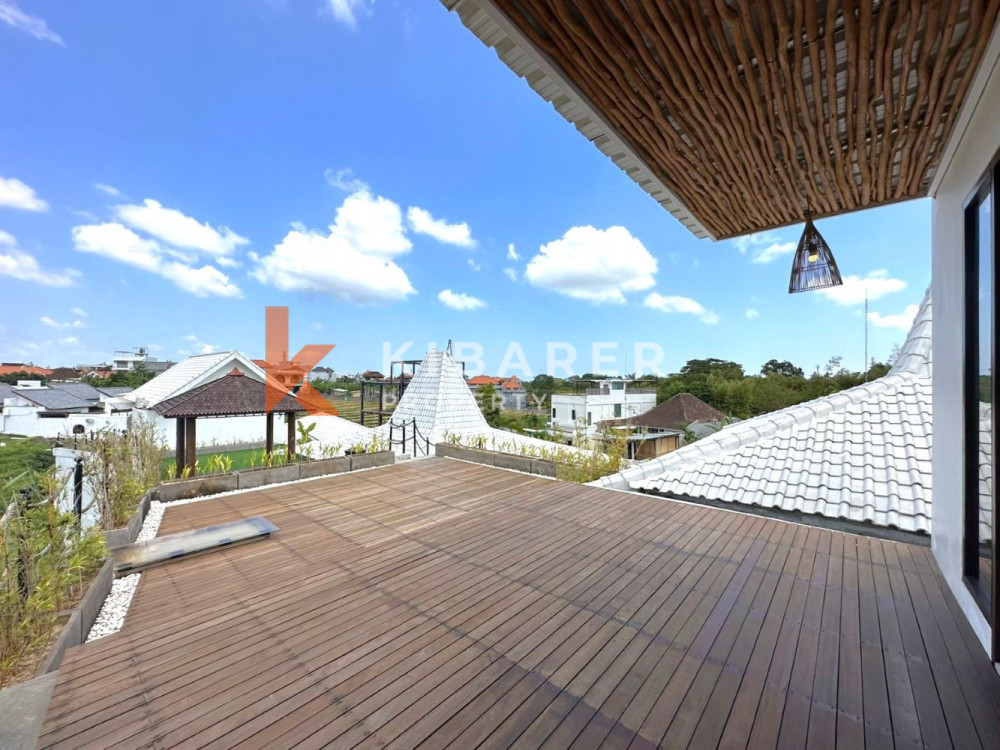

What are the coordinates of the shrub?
(1, 470, 104, 686)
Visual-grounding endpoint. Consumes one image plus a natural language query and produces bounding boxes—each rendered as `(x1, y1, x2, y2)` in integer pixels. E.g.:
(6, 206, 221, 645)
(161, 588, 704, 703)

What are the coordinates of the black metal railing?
(387, 418, 431, 457)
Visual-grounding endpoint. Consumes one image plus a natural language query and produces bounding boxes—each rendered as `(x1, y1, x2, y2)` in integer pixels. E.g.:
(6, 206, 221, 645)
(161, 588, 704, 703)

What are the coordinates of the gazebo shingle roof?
(153, 369, 303, 418)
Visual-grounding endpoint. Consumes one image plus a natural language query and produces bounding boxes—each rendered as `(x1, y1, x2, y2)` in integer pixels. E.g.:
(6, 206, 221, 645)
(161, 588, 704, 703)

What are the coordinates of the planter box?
(237, 464, 300, 489)
(434, 443, 560, 478)
(158, 474, 239, 503)
(104, 489, 154, 551)
(298, 456, 351, 479)
(349, 451, 395, 471)
(35, 558, 114, 676)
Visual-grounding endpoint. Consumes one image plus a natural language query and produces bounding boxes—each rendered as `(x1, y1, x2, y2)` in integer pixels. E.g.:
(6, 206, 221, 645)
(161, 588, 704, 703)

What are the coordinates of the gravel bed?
(85, 500, 166, 641)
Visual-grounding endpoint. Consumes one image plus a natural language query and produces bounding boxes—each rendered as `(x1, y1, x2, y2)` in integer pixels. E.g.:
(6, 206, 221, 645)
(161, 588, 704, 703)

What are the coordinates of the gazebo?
(154, 368, 303, 478)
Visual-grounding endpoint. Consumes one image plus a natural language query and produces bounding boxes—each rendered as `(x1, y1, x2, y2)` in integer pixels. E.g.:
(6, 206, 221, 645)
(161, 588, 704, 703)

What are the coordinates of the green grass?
(160, 445, 302, 478)
(0, 436, 55, 510)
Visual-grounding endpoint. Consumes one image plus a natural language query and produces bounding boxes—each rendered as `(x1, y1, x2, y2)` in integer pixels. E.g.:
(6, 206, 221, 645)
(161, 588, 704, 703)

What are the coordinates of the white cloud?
(0, 232, 78, 287)
(438, 289, 486, 311)
(745, 308, 759, 319)
(162, 261, 242, 298)
(525, 225, 656, 304)
(326, 0, 373, 27)
(182, 334, 218, 355)
(0, 176, 48, 211)
(507, 243, 519, 261)
(731, 230, 799, 264)
(732, 230, 781, 254)
(41, 316, 85, 330)
(324, 167, 368, 193)
(332, 189, 411, 258)
(115, 199, 248, 256)
(467, 258, 481, 271)
(0, 1, 63, 44)
(818, 269, 907, 305)
(644, 293, 720, 324)
(868, 304, 919, 331)
(93, 183, 120, 197)
(72, 222, 242, 298)
(59, 336, 79, 346)
(252, 187, 415, 304)
(71, 307, 86, 317)
(72, 222, 162, 272)
(503, 267, 517, 282)
(751, 241, 796, 264)
(407, 206, 476, 249)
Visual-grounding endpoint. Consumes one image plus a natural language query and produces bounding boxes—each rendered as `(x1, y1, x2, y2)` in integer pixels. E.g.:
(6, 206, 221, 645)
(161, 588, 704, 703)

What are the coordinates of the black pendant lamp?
(788, 212, 843, 294)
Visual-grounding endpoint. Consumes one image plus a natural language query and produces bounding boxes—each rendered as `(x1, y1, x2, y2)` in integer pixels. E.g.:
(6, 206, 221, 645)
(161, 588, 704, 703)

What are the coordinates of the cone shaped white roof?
(381, 346, 488, 439)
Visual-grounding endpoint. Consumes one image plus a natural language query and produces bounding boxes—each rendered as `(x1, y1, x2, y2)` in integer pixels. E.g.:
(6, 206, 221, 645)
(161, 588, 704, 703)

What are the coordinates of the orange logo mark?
(264, 306, 337, 416)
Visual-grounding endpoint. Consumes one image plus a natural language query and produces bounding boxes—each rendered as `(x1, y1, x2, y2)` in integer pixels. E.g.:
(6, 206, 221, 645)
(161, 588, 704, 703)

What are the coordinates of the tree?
(760, 359, 804, 378)
(679, 358, 744, 380)
(475, 383, 500, 427)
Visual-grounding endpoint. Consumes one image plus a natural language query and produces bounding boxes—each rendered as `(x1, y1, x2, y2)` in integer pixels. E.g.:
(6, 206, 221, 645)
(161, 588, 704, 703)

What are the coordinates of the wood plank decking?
(39, 458, 1000, 748)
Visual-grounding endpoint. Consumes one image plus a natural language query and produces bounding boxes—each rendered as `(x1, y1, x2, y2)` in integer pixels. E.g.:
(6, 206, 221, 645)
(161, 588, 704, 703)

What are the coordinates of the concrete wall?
(930, 22, 1000, 655)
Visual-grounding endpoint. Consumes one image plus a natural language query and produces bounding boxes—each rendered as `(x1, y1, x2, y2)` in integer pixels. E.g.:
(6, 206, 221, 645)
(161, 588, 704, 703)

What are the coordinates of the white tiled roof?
(592, 289, 947, 537)
(127, 351, 265, 408)
(374, 346, 489, 445)
(301, 414, 374, 456)
(358, 346, 581, 458)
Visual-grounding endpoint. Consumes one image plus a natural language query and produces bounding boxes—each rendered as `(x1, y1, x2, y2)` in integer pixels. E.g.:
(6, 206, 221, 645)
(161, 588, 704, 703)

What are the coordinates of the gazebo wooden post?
(265, 412, 274, 455)
(185, 417, 197, 477)
(175, 419, 186, 479)
(286, 412, 296, 463)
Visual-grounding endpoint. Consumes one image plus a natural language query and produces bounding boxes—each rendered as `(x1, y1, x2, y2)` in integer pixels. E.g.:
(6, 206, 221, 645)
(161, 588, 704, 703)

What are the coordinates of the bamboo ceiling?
(490, 1, 1000, 239)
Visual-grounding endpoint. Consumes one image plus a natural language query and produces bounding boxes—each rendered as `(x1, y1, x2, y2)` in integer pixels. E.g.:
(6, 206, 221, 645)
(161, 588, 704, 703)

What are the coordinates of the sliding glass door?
(965, 159, 999, 658)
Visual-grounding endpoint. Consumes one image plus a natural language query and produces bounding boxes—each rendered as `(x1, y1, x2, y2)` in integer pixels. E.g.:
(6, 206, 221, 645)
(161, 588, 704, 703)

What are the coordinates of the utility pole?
(864, 289, 869, 382)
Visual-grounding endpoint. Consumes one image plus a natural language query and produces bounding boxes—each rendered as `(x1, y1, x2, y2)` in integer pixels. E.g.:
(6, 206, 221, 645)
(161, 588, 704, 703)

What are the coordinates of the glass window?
(587, 412, 592, 426)
(571, 409, 576, 420)
(551, 407, 556, 418)
(614, 403, 622, 418)
(966, 177, 996, 622)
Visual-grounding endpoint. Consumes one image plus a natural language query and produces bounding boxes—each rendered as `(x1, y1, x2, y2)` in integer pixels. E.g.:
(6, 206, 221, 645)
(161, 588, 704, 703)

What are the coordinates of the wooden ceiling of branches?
(498, 1, 1000, 239)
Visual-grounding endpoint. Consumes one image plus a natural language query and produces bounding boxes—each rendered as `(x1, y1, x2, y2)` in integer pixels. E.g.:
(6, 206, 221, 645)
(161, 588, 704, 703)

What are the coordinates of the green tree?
(475, 383, 500, 427)
(760, 359, 804, 378)
(679, 358, 745, 380)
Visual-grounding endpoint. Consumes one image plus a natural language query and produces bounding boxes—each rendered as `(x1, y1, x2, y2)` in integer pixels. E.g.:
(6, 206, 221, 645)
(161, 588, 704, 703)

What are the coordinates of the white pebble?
(85, 500, 166, 641)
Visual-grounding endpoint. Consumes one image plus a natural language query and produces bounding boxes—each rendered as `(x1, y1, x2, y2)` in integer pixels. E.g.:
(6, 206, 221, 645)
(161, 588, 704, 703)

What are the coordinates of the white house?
(550, 379, 656, 441)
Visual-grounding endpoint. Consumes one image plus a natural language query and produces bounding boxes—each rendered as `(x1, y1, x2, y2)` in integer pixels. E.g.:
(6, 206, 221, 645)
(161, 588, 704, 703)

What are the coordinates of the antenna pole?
(864, 290, 869, 382)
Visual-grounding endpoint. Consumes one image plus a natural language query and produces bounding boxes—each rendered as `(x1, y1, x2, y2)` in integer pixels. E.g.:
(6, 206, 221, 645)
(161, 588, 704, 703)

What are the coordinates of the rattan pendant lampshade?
(788, 214, 843, 294)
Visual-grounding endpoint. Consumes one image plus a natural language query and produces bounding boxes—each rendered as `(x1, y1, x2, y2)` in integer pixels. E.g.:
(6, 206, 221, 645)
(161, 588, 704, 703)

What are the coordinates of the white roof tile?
(127, 351, 265, 408)
(591, 289, 960, 538)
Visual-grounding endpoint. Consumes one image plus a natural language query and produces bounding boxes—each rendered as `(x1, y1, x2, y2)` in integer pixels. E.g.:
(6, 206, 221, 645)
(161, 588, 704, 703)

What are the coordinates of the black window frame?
(963, 152, 1000, 659)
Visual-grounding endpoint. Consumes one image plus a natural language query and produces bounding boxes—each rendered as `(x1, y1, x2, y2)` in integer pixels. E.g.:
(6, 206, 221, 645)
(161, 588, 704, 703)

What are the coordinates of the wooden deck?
(39, 458, 1000, 749)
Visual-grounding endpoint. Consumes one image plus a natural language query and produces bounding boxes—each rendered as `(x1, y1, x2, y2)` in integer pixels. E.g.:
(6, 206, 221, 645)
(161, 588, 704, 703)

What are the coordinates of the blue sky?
(0, 0, 930, 378)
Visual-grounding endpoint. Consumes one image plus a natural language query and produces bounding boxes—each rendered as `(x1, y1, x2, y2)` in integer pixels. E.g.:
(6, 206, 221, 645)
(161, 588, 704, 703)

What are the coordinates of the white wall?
(931, 23, 1000, 655)
(551, 392, 656, 435)
(1, 405, 276, 449)
(149, 411, 278, 450)
(1, 406, 130, 438)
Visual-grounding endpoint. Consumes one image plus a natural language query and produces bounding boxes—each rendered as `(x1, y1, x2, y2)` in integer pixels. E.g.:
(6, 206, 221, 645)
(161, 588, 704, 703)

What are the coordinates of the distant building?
(467, 375, 505, 387)
(0, 363, 52, 377)
(305, 366, 336, 383)
(550, 379, 657, 441)
(112, 346, 170, 373)
(362, 370, 385, 381)
(499, 376, 526, 410)
(600, 392, 726, 435)
(47, 367, 83, 382)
